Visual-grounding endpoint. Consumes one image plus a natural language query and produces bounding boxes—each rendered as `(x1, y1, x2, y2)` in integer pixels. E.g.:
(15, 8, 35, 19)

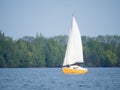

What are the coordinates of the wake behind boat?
(62, 16, 88, 74)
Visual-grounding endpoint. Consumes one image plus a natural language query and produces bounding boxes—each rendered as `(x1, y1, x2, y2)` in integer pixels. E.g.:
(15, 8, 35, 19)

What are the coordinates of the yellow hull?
(62, 67, 88, 74)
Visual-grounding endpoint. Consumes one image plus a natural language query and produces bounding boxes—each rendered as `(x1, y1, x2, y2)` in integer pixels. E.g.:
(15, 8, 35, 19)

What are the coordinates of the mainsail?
(63, 16, 84, 66)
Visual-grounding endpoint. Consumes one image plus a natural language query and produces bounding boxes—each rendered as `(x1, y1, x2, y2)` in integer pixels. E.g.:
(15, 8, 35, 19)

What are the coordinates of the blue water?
(0, 68, 120, 90)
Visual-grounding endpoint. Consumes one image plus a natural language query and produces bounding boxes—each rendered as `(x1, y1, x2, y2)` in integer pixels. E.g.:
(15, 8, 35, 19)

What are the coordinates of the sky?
(0, 0, 120, 39)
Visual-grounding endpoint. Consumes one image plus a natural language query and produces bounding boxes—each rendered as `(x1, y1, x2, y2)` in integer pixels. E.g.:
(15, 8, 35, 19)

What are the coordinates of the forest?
(0, 31, 120, 68)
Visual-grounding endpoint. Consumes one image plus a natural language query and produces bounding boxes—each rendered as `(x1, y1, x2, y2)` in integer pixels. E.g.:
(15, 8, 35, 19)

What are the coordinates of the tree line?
(0, 31, 120, 67)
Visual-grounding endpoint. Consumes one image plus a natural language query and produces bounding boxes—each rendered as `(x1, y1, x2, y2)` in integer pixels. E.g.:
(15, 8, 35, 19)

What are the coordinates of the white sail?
(63, 16, 84, 66)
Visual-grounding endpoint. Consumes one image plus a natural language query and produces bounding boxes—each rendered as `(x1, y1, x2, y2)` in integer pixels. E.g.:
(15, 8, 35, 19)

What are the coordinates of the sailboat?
(62, 16, 88, 74)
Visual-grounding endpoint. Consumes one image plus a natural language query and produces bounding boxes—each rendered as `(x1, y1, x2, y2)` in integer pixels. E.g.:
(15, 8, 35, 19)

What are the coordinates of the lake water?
(0, 68, 120, 90)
